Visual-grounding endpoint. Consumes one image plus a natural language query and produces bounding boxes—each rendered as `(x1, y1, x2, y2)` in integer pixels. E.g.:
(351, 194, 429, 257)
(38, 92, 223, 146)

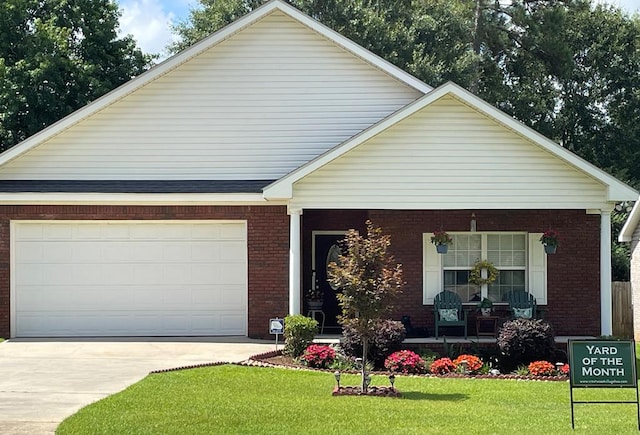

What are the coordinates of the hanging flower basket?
(431, 230, 452, 254)
(469, 260, 499, 286)
(540, 230, 559, 254)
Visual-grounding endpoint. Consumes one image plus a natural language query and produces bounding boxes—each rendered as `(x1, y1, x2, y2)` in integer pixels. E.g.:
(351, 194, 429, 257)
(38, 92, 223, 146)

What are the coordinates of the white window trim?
(423, 232, 547, 305)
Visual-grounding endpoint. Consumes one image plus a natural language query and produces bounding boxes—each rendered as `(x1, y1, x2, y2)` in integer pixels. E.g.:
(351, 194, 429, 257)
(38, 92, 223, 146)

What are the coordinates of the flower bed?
(247, 351, 570, 382)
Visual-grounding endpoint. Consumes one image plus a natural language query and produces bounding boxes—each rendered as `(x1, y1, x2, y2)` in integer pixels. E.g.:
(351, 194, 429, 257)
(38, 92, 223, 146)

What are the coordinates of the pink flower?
(302, 344, 335, 369)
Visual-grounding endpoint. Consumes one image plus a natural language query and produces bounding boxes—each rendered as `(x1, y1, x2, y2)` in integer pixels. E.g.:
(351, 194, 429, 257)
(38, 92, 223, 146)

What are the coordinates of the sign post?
(568, 339, 639, 430)
(269, 318, 285, 351)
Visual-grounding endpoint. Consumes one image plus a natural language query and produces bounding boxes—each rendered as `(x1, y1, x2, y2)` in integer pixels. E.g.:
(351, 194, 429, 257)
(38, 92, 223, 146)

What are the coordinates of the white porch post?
(289, 207, 302, 315)
(600, 209, 612, 336)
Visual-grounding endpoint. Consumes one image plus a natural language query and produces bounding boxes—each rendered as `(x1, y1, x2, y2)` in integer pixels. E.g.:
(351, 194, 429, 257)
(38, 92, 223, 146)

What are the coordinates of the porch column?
(600, 209, 612, 336)
(289, 207, 302, 315)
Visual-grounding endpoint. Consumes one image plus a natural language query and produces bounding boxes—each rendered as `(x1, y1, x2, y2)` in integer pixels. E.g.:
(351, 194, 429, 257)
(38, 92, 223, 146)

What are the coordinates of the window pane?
(442, 254, 455, 268)
(489, 270, 526, 301)
(443, 270, 479, 303)
(487, 234, 525, 267)
(487, 235, 499, 250)
(444, 234, 481, 267)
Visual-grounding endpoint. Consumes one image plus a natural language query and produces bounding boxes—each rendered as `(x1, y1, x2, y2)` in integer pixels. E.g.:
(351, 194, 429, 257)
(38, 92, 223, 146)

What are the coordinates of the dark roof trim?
(0, 180, 275, 194)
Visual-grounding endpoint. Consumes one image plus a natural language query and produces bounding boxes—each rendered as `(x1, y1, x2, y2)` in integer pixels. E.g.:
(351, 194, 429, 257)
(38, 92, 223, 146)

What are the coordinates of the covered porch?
(287, 208, 612, 338)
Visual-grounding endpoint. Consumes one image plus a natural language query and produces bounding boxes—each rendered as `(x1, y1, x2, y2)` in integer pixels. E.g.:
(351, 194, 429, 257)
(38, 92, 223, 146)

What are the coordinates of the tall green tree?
(0, 0, 153, 150)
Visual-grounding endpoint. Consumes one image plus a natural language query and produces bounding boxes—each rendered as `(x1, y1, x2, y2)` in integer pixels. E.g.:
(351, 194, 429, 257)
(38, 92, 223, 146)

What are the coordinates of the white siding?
(292, 96, 607, 209)
(0, 11, 421, 181)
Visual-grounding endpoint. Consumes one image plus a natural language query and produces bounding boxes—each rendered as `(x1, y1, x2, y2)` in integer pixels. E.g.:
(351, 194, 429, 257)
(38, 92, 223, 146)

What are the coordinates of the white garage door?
(12, 221, 247, 337)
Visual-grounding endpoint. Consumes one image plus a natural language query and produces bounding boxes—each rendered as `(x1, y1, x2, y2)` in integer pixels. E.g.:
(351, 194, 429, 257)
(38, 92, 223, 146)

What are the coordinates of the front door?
(312, 232, 345, 333)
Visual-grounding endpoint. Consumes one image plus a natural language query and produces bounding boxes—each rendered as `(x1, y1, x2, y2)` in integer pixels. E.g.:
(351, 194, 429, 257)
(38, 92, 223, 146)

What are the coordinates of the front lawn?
(58, 364, 640, 434)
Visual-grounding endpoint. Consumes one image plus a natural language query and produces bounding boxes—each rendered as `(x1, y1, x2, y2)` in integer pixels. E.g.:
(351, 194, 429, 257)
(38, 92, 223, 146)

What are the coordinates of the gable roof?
(619, 200, 640, 242)
(264, 82, 638, 203)
(0, 0, 431, 170)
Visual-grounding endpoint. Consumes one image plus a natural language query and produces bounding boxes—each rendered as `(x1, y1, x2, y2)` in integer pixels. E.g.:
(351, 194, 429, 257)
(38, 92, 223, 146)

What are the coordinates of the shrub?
(430, 357, 457, 375)
(340, 319, 406, 367)
(384, 350, 426, 374)
(497, 319, 555, 371)
(283, 314, 318, 357)
(302, 344, 336, 369)
(528, 360, 555, 376)
(453, 354, 483, 374)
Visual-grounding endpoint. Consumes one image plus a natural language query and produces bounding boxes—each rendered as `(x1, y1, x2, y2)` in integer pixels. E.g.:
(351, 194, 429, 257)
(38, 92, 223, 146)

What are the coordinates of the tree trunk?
(361, 337, 368, 393)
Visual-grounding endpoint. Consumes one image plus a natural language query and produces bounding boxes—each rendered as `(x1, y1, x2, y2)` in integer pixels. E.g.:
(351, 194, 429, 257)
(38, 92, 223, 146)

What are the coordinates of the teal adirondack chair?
(503, 291, 538, 319)
(433, 290, 468, 339)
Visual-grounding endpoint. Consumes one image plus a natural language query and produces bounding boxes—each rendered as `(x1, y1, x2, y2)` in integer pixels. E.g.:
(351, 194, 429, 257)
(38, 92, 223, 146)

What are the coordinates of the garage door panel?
(14, 221, 247, 337)
(44, 224, 73, 239)
(216, 286, 246, 307)
(217, 263, 247, 285)
(132, 264, 166, 285)
(218, 314, 245, 334)
(218, 223, 245, 239)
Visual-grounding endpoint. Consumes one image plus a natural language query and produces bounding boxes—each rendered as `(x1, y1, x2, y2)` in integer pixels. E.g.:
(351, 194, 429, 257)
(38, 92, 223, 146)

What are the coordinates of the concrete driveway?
(0, 337, 275, 434)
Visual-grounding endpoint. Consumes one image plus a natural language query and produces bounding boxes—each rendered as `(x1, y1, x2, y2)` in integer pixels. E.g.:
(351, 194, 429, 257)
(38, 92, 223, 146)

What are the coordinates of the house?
(0, 0, 635, 339)
(618, 203, 640, 339)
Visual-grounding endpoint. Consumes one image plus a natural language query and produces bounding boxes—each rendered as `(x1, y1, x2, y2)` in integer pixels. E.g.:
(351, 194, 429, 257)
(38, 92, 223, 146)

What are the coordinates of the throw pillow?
(513, 307, 533, 319)
(438, 308, 459, 322)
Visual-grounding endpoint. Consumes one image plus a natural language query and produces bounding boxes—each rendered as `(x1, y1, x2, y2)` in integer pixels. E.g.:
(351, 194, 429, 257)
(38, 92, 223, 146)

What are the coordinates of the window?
(423, 232, 546, 305)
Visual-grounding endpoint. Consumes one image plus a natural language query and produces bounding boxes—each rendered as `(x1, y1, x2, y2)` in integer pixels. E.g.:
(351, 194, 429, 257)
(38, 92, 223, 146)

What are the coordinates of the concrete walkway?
(0, 337, 275, 434)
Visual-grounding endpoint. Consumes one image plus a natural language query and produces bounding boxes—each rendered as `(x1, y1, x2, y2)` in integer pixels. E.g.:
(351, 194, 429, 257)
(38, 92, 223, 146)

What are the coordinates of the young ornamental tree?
(328, 220, 403, 392)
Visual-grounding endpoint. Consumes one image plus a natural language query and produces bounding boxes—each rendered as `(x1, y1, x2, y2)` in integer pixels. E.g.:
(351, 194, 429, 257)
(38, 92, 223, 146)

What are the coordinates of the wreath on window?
(469, 260, 499, 286)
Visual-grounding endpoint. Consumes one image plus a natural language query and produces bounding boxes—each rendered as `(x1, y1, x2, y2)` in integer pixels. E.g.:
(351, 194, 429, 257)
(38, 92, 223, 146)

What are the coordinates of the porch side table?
(476, 315, 499, 337)
(307, 310, 325, 334)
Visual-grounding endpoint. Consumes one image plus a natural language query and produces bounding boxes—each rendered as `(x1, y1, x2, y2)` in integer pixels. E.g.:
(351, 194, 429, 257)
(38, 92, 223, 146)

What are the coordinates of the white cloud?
(118, 0, 181, 58)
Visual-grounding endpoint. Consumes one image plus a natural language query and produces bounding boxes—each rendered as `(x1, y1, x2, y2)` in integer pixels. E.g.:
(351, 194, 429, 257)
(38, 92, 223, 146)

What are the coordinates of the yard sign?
(568, 339, 639, 430)
(269, 318, 285, 351)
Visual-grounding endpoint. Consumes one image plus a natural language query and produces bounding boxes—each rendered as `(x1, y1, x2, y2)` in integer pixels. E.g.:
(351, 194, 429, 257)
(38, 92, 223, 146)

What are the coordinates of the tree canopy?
(0, 0, 153, 150)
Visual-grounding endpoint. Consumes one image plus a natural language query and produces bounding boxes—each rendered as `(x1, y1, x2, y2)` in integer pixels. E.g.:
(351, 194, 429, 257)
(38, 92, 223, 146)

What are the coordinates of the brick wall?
(0, 205, 289, 339)
(304, 209, 601, 336)
(0, 206, 602, 339)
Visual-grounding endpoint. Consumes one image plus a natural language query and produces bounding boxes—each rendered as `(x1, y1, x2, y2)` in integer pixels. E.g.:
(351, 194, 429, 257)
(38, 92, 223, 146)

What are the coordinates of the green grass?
(57, 364, 640, 435)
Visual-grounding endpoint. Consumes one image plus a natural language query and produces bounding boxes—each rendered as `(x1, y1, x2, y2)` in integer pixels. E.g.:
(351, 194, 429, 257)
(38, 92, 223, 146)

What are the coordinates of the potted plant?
(430, 230, 453, 254)
(477, 297, 493, 317)
(539, 229, 559, 254)
(305, 287, 323, 310)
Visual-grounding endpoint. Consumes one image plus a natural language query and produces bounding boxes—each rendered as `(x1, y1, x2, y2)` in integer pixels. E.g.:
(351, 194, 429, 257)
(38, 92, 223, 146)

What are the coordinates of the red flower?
(384, 350, 426, 374)
(302, 344, 336, 369)
(539, 230, 560, 246)
(453, 354, 483, 373)
(528, 360, 555, 376)
(430, 357, 457, 375)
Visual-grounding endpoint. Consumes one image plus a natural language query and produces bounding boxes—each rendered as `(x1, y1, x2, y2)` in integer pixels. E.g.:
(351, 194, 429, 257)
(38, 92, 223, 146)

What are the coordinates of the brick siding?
(303, 209, 601, 336)
(0, 205, 289, 339)
(0, 206, 601, 339)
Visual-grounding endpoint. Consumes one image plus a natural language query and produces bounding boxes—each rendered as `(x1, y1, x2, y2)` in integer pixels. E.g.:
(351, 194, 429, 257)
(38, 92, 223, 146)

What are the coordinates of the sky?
(116, 0, 640, 58)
